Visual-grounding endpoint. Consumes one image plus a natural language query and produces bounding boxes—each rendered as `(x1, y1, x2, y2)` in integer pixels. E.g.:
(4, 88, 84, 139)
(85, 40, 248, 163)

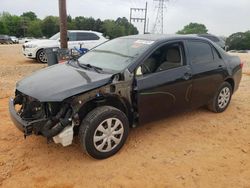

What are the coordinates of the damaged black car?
(9, 34, 242, 159)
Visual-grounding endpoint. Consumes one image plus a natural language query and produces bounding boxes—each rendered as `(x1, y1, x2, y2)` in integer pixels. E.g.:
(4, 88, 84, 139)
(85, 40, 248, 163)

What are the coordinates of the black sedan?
(9, 34, 242, 159)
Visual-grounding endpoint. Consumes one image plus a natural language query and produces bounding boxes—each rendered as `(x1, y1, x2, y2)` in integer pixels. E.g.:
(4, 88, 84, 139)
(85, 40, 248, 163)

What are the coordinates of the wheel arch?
(36, 48, 44, 57)
(78, 94, 134, 127)
(224, 77, 235, 92)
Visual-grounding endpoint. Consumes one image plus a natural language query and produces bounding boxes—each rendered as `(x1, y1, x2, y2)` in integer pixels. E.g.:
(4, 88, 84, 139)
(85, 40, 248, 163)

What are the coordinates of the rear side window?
(76, 32, 100, 41)
(187, 41, 213, 64)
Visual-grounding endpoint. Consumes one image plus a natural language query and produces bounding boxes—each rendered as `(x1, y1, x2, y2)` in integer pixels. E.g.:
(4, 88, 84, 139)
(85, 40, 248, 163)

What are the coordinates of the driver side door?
(134, 41, 193, 124)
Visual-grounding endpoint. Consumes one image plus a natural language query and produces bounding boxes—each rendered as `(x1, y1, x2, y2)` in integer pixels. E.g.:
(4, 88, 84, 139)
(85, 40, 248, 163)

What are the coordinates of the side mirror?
(136, 66, 143, 76)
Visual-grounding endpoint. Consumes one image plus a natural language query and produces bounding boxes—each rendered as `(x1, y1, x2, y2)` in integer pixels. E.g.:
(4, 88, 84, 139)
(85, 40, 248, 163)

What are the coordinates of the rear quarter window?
(187, 41, 214, 64)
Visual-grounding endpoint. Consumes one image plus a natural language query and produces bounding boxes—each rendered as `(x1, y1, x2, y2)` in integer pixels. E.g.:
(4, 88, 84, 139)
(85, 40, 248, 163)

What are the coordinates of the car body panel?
(136, 65, 193, 123)
(22, 30, 108, 60)
(16, 63, 113, 102)
(10, 34, 242, 138)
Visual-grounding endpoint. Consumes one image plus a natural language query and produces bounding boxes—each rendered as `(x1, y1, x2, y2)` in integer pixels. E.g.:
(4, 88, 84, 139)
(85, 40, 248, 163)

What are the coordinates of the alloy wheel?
(218, 87, 231, 109)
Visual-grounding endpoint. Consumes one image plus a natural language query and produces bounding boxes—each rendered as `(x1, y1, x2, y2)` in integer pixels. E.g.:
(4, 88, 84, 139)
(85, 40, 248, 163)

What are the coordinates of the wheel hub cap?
(93, 118, 124, 152)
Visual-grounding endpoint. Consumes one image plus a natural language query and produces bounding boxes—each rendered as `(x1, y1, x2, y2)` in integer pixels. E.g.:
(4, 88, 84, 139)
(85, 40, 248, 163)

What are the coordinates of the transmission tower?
(152, 0, 169, 34)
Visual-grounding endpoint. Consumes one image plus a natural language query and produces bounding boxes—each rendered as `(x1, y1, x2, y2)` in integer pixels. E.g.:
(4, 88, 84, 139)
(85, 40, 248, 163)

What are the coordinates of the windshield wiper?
(92, 49, 133, 58)
(76, 61, 103, 73)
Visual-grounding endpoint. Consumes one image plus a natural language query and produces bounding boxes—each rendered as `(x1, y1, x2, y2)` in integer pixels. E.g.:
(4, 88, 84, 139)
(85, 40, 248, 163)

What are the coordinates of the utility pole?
(58, 0, 68, 49)
(129, 2, 148, 34)
(152, 0, 169, 34)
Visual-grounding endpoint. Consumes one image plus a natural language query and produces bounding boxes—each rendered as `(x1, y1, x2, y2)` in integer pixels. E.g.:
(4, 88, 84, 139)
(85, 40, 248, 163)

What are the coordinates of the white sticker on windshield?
(135, 40, 155, 45)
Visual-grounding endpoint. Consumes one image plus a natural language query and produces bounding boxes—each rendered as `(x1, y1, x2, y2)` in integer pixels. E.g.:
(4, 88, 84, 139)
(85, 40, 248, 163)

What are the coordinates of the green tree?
(102, 20, 123, 39)
(0, 12, 22, 36)
(177, 22, 208, 34)
(27, 20, 43, 37)
(226, 31, 250, 50)
(21, 11, 37, 21)
(101, 18, 138, 39)
(67, 15, 76, 30)
(93, 18, 103, 32)
(41, 16, 59, 38)
(0, 21, 8, 34)
(115, 17, 138, 35)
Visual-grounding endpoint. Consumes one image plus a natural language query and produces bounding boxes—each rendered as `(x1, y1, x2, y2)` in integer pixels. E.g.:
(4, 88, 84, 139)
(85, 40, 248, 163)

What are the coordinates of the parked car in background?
(0, 35, 12, 44)
(22, 30, 108, 63)
(19, 37, 36, 44)
(10, 36, 19, 44)
(10, 34, 242, 159)
(197, 34, 226, 50)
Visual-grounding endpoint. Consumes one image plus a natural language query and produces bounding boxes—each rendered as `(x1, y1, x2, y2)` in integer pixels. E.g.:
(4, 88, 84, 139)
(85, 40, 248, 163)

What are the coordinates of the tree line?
(0, 11, 249, 50)
(177, 22, 250, 50)
(0, 11, 138, 39)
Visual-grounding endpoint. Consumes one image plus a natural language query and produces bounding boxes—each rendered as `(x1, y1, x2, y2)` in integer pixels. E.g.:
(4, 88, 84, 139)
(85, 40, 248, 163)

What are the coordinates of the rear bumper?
(233, 68, 242, 93)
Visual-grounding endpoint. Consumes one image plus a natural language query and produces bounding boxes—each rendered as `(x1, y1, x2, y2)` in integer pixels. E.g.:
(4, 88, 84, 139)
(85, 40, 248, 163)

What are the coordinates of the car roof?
(68, 30, 103, 35)
(120, 34, 209, 42)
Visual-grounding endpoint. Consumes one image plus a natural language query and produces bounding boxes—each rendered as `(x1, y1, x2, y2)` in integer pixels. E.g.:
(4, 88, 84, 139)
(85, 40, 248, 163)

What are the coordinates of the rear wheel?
(36, 49, 47, 63)
(79, 106, 129, 159)
(208, 82, 232, 113)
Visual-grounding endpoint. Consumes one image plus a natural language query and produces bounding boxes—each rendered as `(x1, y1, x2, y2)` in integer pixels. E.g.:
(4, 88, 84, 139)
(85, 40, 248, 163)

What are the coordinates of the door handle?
(183, 72, 192, 80)
(218, 65, 224, 68)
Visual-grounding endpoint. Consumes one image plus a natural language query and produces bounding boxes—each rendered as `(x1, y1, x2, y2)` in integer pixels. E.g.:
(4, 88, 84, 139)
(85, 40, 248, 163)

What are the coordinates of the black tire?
(79, 106, 129, 159)
(36, 49, 47, 63)
(208, 82, 232, 113)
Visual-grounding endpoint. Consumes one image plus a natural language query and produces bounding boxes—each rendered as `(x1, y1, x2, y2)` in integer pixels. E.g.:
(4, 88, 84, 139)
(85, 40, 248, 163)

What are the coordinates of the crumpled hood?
(25, 39, 59, 48)
(16, 63, 113, 102)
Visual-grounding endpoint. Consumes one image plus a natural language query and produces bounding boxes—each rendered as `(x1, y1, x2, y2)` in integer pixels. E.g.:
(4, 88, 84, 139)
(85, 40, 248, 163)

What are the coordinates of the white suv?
(22, 30, 108, 63)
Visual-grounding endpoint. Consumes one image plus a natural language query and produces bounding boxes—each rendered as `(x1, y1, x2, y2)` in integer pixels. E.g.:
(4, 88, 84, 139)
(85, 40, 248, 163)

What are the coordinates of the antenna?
(152, 0, 169, 34)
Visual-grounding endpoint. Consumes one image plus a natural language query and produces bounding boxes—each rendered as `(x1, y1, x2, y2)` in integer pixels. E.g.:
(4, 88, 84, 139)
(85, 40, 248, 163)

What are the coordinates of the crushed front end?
(9, 90, 76, 146)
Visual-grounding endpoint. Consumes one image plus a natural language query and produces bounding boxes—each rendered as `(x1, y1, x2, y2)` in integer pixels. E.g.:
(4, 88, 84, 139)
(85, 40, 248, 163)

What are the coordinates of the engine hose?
(41, 106, 72, 138)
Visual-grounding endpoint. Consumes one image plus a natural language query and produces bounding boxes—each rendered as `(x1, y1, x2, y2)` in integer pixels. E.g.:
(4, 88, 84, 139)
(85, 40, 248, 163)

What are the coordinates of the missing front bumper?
(9, 98, 47, 136)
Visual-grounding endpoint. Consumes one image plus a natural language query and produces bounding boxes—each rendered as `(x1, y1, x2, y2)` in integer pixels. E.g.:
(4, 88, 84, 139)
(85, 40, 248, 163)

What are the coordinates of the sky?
(1, 0, 250, 36)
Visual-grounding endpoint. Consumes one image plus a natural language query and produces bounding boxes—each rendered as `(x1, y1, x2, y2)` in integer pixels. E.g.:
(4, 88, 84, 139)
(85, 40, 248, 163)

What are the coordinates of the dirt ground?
(0, 44, 250, 188)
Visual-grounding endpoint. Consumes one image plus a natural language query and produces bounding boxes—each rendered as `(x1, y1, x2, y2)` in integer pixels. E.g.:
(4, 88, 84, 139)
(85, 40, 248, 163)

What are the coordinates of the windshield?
(78, 38, 155, 72)
(50, 33, 60, 40)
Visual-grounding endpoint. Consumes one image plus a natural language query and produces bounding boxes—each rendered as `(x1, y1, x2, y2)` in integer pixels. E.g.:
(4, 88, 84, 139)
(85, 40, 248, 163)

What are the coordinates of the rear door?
(135, 41, 193, 124)
(186, 40, 227, 108)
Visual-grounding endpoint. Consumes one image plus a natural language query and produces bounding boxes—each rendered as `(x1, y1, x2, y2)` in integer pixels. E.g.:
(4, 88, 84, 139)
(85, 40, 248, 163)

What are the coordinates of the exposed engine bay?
(12, 91, 76, 146)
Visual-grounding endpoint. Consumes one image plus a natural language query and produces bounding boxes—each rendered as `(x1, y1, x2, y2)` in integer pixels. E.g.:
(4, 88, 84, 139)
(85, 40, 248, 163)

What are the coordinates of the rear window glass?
(187, 41, 213, 64)
(199, 35, 220, 42)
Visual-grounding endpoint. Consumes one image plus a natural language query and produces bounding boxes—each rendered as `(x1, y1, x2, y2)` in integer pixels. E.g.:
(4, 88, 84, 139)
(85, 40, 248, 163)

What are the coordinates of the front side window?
(136, 42, 183, 76)
(187, 41, 213, 64)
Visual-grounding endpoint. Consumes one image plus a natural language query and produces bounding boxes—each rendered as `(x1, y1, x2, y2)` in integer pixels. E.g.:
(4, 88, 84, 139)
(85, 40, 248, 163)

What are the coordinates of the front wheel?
(79, 106, 129, 159)
(208, 82, 232, 113)
(36, 49, 47, 63)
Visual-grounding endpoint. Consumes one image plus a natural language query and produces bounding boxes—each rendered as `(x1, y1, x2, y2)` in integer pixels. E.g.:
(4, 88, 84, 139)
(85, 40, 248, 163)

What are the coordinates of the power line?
(129, 2, 148, 34)
(152, 0, 169, 34)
